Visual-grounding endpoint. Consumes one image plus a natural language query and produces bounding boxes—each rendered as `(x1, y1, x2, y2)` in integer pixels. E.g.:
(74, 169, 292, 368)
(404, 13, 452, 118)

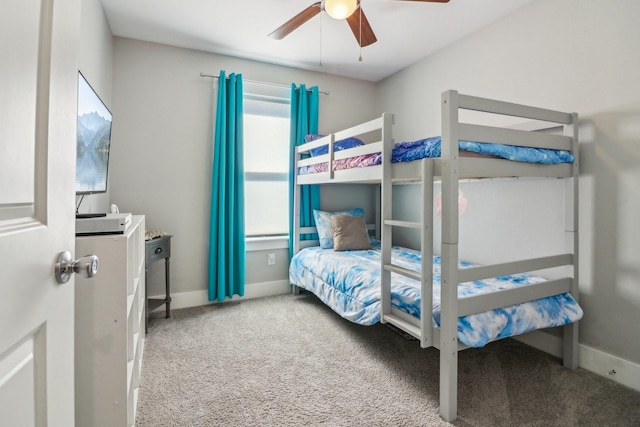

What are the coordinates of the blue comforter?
(392, 136, 575, 164)
(298, 136, 574, 176)
(289, 241, 583, 347)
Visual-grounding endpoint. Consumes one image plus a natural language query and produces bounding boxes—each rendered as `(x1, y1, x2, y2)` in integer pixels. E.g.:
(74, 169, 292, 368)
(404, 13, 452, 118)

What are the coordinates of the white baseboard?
(579, 343, 640, 392)
(515, 330, 640, 392)
(148, 279, 291, 311)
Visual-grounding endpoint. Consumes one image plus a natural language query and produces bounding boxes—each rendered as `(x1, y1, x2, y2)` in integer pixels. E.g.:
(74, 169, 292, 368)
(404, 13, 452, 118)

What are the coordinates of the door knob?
(55, 251, 99, 284)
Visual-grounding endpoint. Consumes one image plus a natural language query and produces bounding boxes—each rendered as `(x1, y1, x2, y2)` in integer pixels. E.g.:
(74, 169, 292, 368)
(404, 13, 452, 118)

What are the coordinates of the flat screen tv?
(76, 71, 112, 195)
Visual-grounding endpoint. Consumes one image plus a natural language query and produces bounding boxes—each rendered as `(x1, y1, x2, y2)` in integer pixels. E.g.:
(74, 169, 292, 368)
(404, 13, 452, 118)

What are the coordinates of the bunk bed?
(289, 90, 582, 422)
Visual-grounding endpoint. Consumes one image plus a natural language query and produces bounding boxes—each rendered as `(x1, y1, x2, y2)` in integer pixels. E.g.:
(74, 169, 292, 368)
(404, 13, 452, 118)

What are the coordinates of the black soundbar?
(76, 213, 107, 219)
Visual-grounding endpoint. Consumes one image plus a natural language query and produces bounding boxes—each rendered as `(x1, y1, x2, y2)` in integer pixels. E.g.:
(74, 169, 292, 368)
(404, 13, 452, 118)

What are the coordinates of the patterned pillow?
(305, 134, 365, 157)
(313, 208, 365, 249)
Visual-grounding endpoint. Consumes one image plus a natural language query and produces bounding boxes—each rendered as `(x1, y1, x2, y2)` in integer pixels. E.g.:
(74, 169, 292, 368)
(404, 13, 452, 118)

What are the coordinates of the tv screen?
(76, 72, 112, 195)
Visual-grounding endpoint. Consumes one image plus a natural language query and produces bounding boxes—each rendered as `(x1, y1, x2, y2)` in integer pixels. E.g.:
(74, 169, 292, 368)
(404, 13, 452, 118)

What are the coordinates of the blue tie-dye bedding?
(298, 136, 574, 175)
(393, 136, 575, 164)
(289, 241, 583, 348)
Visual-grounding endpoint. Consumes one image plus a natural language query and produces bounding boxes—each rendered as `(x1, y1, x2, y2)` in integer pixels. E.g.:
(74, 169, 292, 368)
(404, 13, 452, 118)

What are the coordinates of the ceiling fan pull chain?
(358, 4, 363, 62)
(319, 14, 323, 66)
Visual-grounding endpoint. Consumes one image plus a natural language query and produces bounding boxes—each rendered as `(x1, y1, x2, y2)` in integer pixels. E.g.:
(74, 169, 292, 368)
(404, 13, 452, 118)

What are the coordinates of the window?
(243, 82, 290, 237)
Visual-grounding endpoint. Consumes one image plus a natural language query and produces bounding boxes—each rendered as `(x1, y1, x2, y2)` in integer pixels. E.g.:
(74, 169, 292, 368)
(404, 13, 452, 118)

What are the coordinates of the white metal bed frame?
(291, 90, 579, 422)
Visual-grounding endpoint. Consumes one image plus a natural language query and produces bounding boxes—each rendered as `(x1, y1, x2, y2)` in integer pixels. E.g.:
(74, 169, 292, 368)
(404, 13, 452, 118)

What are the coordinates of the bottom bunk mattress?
(289, 241, 583, 348)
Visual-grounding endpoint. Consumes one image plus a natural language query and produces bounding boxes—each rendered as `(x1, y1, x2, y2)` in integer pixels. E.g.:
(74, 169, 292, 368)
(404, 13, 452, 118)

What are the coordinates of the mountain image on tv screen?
(76, 73, 113, 194)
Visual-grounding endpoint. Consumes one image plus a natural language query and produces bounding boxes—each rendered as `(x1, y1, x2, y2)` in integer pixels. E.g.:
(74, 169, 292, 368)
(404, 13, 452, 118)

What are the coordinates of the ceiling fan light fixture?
(323, 0, 358, 20)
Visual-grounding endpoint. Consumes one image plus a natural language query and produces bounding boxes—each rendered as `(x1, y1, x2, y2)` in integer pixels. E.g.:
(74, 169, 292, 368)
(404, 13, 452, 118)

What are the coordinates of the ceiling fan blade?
(346, 8, 377, 47)
(268, 2, 322, 40)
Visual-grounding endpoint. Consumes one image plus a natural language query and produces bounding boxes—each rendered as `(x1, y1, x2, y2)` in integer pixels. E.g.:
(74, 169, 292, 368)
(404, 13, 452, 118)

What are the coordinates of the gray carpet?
(136, 293, 640, 426)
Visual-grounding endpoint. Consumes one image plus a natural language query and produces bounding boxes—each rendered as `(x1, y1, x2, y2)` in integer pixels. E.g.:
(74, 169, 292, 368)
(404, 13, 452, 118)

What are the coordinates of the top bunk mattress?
(289, 241, 583, 348)
(298, 136, 575, 176)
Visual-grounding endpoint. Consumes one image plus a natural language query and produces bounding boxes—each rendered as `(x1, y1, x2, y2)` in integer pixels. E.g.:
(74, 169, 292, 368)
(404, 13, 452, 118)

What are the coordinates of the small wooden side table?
(145, 235, 172, 332)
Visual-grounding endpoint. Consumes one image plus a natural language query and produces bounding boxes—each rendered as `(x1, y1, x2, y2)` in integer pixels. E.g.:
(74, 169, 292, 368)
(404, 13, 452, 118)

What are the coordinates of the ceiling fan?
(268, 0, 450, 48)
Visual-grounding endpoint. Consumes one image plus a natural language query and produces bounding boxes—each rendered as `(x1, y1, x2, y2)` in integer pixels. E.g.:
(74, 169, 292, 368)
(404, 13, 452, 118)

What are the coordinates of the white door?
(0, 0, 80, 425)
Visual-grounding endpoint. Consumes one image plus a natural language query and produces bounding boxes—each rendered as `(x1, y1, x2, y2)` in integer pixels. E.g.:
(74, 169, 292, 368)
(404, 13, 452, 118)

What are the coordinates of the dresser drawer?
(146, 236, 171, 265)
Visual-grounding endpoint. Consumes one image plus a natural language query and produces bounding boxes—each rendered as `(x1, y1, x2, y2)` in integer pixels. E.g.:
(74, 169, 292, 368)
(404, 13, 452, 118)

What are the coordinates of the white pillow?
(312, 208, 365, 249)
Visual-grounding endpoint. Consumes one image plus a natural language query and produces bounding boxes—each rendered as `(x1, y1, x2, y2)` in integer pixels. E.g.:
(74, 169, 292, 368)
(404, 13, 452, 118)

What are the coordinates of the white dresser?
(75, 215, 146, 427)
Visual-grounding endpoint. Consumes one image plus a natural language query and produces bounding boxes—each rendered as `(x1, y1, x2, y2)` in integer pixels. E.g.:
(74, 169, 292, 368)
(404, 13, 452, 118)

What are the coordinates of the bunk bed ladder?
(380, 112, 394, 331)
(379, 113, 435, 350)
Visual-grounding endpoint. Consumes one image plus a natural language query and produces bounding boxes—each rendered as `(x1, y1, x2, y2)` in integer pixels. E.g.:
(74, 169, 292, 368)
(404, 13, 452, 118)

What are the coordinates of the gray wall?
(377, 0, 640, 365)
(109, 38, 378, 300)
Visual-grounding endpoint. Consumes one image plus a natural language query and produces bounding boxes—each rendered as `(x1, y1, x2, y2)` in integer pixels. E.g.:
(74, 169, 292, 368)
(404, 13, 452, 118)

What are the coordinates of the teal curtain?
(289, 84, 320, 259)
(208, 71, 245, 302)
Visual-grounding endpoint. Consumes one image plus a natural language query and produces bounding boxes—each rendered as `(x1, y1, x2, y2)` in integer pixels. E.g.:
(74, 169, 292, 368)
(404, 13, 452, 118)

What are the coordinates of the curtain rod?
(199, 73, 329, 95)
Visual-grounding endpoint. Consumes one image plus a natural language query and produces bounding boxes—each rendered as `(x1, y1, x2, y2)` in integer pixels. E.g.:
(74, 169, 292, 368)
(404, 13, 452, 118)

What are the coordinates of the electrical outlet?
(267, 253, 276, 265)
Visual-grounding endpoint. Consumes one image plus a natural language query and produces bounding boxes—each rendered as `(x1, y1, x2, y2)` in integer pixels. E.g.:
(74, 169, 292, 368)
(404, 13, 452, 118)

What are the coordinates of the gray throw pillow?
(331, 215, 371, 251)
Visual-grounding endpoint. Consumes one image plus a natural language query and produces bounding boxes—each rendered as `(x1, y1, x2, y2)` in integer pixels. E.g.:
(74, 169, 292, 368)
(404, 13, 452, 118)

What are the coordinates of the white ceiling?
(100, 0, 534, 82)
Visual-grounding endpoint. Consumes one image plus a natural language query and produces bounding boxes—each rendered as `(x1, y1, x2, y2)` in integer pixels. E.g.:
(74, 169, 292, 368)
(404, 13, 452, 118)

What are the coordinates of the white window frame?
(245, 235, 289, 252)
(243, 82, 290, 246)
